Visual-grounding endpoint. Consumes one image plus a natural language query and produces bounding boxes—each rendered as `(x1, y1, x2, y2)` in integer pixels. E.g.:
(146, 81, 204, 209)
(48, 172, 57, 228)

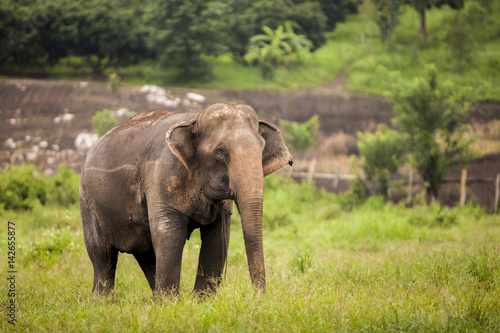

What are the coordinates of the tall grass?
(1, 173, 499, 332)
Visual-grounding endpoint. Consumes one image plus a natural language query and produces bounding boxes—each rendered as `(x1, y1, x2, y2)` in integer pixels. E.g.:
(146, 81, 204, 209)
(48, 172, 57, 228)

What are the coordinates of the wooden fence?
(281, 162, 500, 214)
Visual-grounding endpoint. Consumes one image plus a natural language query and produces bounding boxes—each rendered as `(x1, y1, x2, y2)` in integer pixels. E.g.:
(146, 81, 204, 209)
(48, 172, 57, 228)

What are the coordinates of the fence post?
(408, 170, 413, 205)
(333, 167, 340, 189)
(460, 169, 467, 206)
(307, 158, 316, 183)
(494, 174, 500, 214)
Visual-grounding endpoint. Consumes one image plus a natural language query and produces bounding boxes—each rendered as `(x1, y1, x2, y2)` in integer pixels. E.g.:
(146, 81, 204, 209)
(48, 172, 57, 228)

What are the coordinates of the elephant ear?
(259, 121, 293, 176)
(166, 119, 198, 171)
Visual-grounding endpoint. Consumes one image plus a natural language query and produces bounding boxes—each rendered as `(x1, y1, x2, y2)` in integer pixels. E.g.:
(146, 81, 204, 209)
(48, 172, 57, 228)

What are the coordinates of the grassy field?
(1, 174, 499, 332)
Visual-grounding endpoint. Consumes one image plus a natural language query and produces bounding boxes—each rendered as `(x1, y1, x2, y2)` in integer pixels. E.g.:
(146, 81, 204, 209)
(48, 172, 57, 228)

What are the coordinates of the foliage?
(405, 0, 465, 41)
(46, 165, 80, 207)
(245, 22, 312, 79)
(361, 0, 401, 41)
(0, 165, 80, 211)
(337, 176, 369, 210)
(108, 73, 122, 93)
(358, 125, 408, 200)
(92, 109, 119, 137)
(445, 12, 474, 74)
(226, 0, 327, 58)
(392, 68, 476, 202)
(0, 165, 47, 210)
(279, 115, 319, 151)
(145, 0, 230, 83)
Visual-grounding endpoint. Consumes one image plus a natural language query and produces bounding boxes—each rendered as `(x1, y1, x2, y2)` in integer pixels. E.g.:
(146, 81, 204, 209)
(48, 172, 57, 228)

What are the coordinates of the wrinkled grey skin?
(80, 103, 293, 296)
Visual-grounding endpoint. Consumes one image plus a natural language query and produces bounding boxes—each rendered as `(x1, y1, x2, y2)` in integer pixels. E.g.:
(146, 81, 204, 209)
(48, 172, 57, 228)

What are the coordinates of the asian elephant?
(79, 103, 293, 296)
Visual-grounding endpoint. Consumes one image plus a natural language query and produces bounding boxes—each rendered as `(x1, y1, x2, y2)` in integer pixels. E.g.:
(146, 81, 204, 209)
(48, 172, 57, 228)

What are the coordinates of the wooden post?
(333, 167, 340, 189)
(408, 170, 413, 205)
(460, 169, 467, 206)
(494, 174, 500, 214)
(307, 158, 316, 183)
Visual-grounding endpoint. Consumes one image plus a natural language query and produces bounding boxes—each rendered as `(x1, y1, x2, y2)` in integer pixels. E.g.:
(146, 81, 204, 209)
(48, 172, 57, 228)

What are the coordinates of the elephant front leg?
(193, 212, 231, 294)
(151, 215, 188, 296)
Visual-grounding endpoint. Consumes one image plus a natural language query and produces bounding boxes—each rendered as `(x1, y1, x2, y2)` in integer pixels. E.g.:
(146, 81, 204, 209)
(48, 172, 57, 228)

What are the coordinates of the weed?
(290, 249, 313, 273)
(92, 109, 119, 137)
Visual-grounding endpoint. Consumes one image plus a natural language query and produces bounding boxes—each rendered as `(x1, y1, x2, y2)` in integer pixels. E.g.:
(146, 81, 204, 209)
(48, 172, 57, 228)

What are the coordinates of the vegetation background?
(1, 0, 500, 331)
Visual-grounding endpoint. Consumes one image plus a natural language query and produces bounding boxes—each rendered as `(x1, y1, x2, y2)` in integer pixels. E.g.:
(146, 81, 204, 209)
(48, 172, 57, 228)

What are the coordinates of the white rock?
(75, 133, 99, 152)
(186, 92, 206, 103)
(79, 81, 89, 88)
(51, 144, 60, 151)
(39, 141, 49, 149)
(114, 108, 128, 117)
(25, 135, 31, 142)
(61, 113, 75, 123)
(53, 116, 61, 124)
(9, 118, 16, 125)
(26, 151, 38, 162)
(32, 145, 40, 153)
(5, 138, 16, 149)
(140, 85, 166, 96)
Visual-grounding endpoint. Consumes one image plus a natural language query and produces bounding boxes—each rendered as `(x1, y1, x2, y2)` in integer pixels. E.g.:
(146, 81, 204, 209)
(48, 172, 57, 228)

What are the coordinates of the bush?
(0, 165, 80, 211)
(46, 165, 80, 207)
(279, 115, 319, 151)
(358, 125, 407, 200)
(92, 109, 118, 137)
(0, 165, 46, 210)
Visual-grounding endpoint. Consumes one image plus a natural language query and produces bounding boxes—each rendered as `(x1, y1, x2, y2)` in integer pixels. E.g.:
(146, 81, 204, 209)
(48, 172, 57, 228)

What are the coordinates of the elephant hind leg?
(91, 246, 119, 295)
(134, 251, 156, 291)
(81, 197, 119, 295)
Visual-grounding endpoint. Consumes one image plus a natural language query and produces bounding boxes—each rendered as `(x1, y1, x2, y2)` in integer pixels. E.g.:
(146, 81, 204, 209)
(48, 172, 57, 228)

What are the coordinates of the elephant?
(79, 103, 293, 296)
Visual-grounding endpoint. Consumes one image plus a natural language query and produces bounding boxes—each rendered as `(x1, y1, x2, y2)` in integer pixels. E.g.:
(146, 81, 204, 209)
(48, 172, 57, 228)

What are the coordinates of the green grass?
(1, 175, 499, 332)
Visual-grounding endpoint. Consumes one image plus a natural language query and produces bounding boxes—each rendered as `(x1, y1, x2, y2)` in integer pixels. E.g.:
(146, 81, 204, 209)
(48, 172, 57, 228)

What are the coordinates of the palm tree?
(245, 22, 312, 79)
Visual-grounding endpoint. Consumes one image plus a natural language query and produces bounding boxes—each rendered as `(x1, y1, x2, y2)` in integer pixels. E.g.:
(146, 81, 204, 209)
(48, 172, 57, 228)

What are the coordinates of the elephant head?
(166, 103, 293, 291)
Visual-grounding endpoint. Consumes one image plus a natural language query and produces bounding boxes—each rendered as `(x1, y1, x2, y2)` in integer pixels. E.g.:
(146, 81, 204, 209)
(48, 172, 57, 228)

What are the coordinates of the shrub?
(92, 109, 118, 136)
(0, 165, 47, 210)
(108, 73, 122, 92)
(46, 165, 80, 206)
(358, 125, 408, 200)
(279, 115, 319, 151)
(392, 68, 476, 203)
(0, 165, 80, 211)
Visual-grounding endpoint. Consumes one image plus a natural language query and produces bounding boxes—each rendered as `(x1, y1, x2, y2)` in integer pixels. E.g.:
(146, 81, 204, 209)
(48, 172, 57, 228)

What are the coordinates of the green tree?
(146, 0, 229, 83)
(392, 69, 475, 203)
(224, 0, 327, 59)
(445, 12, 474, 74)
(361, 0, 401, 42)
(55, 0, 148, 76)
(0, 1, 53, 67)
(405, 0, 465, 41)
(245, 22, 312, 79)
(279, 115, 319, 151)
(358, 125, 408, 200)
(315, 0, 362, 31)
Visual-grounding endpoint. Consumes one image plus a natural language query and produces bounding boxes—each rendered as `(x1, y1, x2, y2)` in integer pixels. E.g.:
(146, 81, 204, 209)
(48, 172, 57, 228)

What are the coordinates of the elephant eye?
(214, 146, 229, 161)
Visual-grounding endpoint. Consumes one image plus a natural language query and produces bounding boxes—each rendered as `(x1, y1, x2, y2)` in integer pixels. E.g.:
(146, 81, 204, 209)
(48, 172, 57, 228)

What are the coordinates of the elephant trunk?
(230, 154, 266, 291)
